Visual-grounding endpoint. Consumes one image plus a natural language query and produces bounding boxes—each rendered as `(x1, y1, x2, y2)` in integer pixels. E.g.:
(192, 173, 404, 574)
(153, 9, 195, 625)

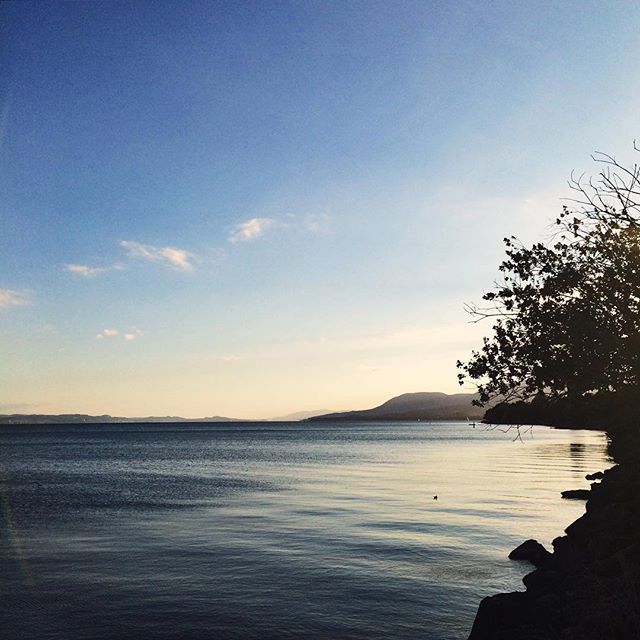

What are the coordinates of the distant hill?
(271, 409, 334, 421)
(0, 414, 241, 425)
(0, 394, 484, 425)
(308, 392, 483, 422)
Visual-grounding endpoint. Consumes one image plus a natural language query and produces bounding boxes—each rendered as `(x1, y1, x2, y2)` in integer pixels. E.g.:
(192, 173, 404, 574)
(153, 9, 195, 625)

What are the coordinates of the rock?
(531, 591, 567, 623)
(586, 471, 604, 480)
(522, 568, 563, 593)
(552, 535, 570, 552)
(564, 513, 590, 541)
(561, 489, 591, 500)
(467, 592, 529, 640)
(508, 539, 553, 567)
(466, 430, 640, 640)
(550, 535, 583, 571)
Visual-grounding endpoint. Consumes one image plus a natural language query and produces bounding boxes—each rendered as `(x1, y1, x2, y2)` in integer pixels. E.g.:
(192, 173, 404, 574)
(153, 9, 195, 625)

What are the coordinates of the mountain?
(0, 394, 484, 424)
(308, 392, 483, 422)
(0, 414, 242, 425)
(271, 409, 335, 421)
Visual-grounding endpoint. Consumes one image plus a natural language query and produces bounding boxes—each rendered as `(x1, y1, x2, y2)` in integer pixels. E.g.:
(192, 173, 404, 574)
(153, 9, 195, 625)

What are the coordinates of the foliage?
(457, 146, 640, 405)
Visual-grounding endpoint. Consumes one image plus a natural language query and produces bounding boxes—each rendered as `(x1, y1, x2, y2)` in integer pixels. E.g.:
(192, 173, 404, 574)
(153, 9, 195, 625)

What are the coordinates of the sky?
(1, 1, 640, 419)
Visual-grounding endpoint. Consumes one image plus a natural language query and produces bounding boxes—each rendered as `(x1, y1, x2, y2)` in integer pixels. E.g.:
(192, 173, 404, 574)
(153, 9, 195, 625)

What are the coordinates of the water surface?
(0, 421, 610, 639)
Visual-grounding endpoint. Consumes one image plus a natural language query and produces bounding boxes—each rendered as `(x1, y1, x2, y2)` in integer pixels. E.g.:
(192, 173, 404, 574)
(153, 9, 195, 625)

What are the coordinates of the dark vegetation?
(458, 146, 640, 407)
(460, 146, 640, 639)
(483, 387, 640, 433)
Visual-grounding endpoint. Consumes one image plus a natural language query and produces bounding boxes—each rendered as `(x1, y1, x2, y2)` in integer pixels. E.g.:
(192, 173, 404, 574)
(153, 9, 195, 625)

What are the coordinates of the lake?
(0, 421, 610, 639)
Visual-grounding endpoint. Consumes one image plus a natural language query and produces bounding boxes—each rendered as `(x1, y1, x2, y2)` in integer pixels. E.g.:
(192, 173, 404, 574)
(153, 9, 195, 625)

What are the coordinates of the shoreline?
(467, 424, 640, 639)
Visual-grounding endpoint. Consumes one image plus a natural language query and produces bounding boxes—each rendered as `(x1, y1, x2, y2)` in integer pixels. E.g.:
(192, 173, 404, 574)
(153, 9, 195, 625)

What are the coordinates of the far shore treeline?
(458, 145, 640, 436)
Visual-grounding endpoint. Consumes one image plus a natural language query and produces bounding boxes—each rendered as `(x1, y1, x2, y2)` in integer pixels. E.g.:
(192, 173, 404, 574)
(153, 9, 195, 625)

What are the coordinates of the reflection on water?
(568, 441, 587, 473)
(0, 422, 610, 640)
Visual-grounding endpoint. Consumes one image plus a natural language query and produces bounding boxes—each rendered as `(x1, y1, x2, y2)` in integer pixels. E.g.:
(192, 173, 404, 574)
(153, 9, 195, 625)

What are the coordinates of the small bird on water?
(433, 495, 438, 500)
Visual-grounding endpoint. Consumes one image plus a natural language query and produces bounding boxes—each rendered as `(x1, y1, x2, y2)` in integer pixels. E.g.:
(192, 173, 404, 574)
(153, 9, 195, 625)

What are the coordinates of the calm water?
(0, 421, 610, 640)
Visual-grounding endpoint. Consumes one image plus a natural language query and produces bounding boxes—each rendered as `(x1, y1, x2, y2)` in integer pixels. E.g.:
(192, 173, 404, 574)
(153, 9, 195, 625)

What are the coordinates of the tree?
(457, 145, 640, 407)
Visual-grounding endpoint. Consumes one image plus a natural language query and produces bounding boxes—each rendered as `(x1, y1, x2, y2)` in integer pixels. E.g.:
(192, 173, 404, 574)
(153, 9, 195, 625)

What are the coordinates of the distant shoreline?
(0, 416, 476, 426)
(0, 414, 243, 425)
(0, 391, 485, 425)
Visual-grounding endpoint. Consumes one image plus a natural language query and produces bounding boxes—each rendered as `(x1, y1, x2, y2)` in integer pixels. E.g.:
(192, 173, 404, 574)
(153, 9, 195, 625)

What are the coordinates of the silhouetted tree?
(457, 145, 640, 406)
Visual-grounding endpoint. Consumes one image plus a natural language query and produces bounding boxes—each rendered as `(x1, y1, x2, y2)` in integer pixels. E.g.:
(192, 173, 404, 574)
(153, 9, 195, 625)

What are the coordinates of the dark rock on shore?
(467, 593, 529, 640)
(468, 427, 640, 640)
(508, 539, 552, 567)
(561, 489, 591, 500)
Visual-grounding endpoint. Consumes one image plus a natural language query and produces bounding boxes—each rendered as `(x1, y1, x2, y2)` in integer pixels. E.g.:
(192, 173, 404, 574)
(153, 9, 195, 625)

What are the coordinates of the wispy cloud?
(120, 240, 195, 271)
(0, 288, 31, 309)
(66, 264, 97, 277)
(228, 214, 330, 244)
(67, 215, 320, 282)
(65, 263, 124, 278)
(96, 327, 144, 341)
(96, 328, 119, 339)
(228, 218, 275, 243)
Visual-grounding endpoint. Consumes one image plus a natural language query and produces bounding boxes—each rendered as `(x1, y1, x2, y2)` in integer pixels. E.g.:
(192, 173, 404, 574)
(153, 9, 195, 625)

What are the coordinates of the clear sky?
(1, 1, 639, 419)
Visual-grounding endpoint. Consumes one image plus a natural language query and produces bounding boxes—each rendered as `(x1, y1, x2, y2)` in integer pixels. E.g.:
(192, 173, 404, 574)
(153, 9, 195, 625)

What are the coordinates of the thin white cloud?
(65, 263, 123, 278)
(228, 218, 275, 243)
(96, 328, 119, 339)
(228, 214, 330, 244)
(120, 240, 195, 271)
(97, 328, 144, 341)
(67, 264, 98, 277)
(0, 288, 31, 309)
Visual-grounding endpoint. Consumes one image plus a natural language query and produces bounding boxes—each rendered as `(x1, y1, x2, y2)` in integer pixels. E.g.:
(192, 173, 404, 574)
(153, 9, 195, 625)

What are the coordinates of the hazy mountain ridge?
(309, 392, 483, 421)
(0, 393, 483, 424)
(271, 409, 334, 421)
(0, 414, 241, 425)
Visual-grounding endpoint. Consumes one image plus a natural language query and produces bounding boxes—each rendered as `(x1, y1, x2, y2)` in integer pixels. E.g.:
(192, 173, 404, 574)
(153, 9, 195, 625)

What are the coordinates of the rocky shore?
(468, 425, 640, 639)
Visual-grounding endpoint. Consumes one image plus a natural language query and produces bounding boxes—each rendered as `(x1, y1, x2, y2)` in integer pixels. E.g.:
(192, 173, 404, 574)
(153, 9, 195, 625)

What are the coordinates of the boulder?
(550, 535, 583, 571)
(467, 592, 529, 640)
(522, 568, 563, 593)
(561, 489, 591, 500)
(565, 512, 592, 539)
(508, 539, 553, 567)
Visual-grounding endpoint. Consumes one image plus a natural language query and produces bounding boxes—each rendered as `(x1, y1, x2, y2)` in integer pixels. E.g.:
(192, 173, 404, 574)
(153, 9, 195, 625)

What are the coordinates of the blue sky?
(1, 1, 639, 418)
